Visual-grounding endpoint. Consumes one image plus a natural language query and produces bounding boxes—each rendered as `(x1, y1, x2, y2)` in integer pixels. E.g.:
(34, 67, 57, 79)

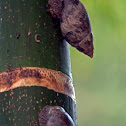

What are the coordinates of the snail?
(47, 0, 94, 58)
(39, 105, 75, 126)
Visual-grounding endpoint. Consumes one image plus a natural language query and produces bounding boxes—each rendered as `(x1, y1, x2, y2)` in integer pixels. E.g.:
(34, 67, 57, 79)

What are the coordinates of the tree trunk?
(0, 0, 77, 126)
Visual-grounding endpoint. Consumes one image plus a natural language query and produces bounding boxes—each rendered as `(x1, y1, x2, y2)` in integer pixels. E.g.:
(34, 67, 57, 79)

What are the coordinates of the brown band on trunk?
(0, 67, 75, 101)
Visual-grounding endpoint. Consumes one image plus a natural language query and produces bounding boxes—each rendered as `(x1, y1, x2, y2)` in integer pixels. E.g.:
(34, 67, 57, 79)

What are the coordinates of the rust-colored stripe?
(0, 67, 75, 101)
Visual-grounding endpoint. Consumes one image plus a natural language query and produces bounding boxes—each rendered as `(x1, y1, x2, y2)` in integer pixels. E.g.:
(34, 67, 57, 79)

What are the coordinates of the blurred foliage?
(70, 0, 126, 126)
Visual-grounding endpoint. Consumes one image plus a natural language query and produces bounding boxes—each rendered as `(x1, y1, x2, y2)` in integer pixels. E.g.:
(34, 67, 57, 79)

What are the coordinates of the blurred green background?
(70, 0, 126, 126)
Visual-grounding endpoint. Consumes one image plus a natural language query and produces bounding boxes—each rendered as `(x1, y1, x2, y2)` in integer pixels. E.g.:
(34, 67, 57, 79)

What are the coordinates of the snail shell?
(60, 0, 94, 58)
(47, 0, 94, 58)
(39, 105, 75, 126)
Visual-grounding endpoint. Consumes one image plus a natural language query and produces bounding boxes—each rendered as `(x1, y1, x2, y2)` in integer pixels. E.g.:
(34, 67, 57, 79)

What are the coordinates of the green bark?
(0, 0, 77, 126)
